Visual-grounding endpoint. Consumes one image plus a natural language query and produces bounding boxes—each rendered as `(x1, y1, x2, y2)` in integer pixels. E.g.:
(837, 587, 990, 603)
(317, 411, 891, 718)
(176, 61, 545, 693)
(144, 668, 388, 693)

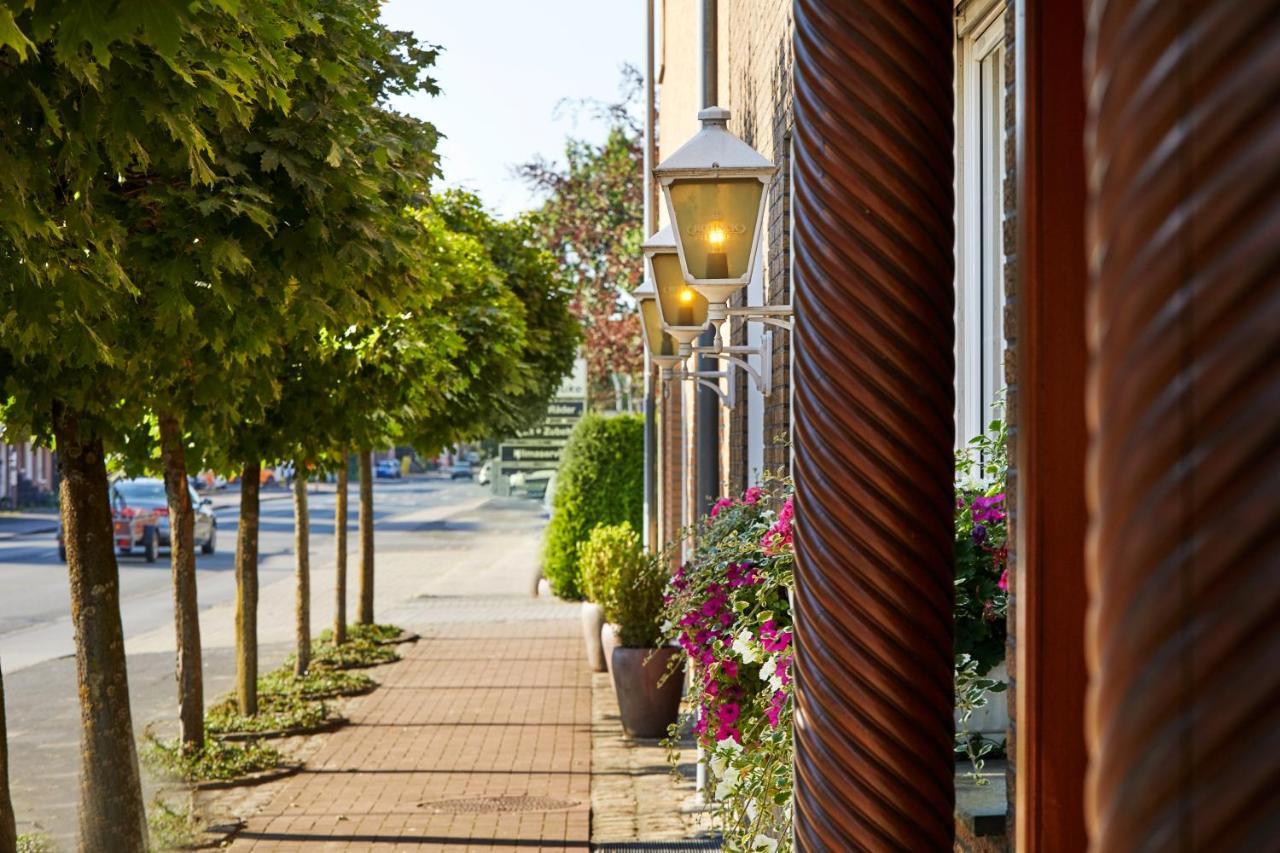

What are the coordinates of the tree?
(517, 68, 644, 410)
(0, 4, 304, 846)
(0, 663, 15, 853)
(408, 191, 580, 450)
(209, 3, 442, 711)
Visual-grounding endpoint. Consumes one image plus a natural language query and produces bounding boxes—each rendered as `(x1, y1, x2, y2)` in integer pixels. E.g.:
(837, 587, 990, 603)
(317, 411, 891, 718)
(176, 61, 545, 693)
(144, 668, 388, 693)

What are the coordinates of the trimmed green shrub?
(612, 545, 668, 649)
(542, 412, 644, 599)
(580, 521, 644, 613)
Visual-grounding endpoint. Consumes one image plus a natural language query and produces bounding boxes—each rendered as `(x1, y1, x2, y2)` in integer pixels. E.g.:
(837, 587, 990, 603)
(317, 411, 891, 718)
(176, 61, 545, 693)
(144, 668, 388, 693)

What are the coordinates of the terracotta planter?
(581, 602, 607, 672)
(600, 623, 619, 674)
(610, 646, 684, 739)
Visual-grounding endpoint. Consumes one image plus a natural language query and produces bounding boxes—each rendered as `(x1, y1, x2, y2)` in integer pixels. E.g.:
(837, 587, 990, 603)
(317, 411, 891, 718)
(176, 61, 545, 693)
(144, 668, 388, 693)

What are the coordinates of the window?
(955, 4, 1007, 445)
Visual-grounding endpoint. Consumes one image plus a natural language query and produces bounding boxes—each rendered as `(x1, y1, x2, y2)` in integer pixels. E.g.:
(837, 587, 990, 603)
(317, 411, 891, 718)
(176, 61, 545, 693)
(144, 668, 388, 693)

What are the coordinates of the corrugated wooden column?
(792, 1, 956, 849)
(1084, 1, 1280, 850)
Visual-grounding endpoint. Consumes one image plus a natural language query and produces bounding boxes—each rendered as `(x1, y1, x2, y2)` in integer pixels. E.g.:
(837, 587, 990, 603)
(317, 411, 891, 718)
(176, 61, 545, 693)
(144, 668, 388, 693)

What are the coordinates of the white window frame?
(954, 2, 1007, 446)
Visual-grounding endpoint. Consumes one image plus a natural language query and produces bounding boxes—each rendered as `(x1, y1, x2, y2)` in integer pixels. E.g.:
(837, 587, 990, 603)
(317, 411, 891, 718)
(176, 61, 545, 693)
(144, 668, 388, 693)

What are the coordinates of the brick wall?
(725, 0, 794, 481)
(1000, 0, 1018, 839)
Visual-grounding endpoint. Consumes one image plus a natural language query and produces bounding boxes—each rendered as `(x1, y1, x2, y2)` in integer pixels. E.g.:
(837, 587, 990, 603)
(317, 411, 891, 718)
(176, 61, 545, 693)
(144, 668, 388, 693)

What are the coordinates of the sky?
(380, 1, 645, 219)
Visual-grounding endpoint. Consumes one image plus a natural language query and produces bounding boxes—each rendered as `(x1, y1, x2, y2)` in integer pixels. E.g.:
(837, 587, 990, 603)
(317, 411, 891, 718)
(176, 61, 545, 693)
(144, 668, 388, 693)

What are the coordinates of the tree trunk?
(0, 664, 17, 853)
(357, 450, 374, 625)
(235, 461, 261, 716)
(159, 413, 204, 755)
(334, 460, 348, 645)
(292, 465, 310, 676)
(53, 405, 148, 852)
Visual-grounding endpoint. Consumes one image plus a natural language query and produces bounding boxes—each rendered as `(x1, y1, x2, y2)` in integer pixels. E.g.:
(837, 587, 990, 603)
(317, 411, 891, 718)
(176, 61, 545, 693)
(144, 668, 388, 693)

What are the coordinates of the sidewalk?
(0, 509, 58, 540)
(225, 499, 593, 852)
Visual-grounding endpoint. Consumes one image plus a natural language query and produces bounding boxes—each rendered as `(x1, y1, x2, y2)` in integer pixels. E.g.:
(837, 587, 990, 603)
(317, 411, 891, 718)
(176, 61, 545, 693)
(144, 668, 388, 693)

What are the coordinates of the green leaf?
(0, 8, 36, 59)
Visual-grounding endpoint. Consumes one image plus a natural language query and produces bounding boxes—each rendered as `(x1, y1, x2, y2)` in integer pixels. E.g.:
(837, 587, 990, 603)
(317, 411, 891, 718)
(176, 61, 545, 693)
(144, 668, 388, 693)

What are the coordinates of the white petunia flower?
(753, 834, 779, 852)
(732, 629, 759, 663)
(759, 657, 777, 682)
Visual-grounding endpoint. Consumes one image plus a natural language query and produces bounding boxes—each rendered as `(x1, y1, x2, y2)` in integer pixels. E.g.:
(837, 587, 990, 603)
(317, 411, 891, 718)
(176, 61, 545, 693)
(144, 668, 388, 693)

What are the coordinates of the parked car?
(449, 461, 473, 480)
(476, 460, 493, 486)
(524, 470, 554, 501)
(59, 478, 216, 562)
(375, 459, 401, 479)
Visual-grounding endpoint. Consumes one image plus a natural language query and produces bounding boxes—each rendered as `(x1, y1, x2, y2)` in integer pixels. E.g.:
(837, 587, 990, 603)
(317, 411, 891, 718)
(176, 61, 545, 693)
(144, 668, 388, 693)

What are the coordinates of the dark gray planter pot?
(610, 646, 684, 739)
(581, 602, 607, 672)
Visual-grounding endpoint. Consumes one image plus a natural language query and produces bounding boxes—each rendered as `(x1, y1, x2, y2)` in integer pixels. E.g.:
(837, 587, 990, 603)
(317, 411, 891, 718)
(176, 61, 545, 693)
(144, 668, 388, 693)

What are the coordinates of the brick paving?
(230, 601, 591, 852)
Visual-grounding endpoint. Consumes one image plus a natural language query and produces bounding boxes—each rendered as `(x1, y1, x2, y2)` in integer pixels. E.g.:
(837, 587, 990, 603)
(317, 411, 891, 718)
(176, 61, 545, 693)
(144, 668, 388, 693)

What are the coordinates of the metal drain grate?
(594, 842, 723, 852)
(417, 795, 579, 814)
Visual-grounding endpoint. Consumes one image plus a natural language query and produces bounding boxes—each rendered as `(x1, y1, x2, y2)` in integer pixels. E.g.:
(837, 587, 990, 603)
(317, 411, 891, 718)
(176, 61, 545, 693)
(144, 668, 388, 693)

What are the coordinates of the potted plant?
(579, 532, 612, 673)
(594, 523, 683, 738)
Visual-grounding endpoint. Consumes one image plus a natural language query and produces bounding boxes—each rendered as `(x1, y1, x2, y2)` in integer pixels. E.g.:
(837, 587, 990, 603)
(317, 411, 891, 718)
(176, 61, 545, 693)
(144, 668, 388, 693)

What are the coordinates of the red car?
(58, 478, 216, 562)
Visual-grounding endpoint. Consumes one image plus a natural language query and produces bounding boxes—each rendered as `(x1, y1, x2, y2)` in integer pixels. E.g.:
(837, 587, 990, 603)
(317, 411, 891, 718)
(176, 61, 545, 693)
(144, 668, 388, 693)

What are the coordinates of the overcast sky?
(380, 1, 645, 219)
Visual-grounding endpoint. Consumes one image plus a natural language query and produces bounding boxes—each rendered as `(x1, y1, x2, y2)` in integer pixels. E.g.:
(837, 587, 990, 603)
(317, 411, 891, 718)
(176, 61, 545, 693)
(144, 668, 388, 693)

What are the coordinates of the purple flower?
(766, 690, 788, 727)
(972, 524, 987, 544)
(971, 494, 1006, 524)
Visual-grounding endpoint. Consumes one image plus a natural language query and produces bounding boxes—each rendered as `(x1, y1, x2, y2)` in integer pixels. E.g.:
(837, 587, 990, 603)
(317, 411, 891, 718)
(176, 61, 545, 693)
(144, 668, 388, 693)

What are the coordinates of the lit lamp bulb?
(677, 286, 696, 325)
(704, 222, 729, 279)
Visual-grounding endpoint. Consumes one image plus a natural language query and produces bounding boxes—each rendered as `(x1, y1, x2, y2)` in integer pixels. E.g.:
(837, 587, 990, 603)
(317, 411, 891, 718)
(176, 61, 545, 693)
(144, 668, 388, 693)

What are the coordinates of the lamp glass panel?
(652, 252, 709, 327)
(668, 177, 763, 281)
(640, 300, 677, 358)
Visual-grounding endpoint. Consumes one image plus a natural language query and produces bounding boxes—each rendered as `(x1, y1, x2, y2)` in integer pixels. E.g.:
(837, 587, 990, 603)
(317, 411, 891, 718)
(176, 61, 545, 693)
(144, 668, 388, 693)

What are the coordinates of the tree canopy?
(517, 67, 644, 411)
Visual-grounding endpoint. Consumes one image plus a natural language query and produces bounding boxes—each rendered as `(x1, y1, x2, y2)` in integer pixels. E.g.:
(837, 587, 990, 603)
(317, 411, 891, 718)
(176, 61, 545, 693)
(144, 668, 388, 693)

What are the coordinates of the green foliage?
(407, 191, 580, 451)
(142, 737, 282, 783)
(305, 635, 400, 670)
(205, 693, 333, 736)
(953, 419, 1009, 675)
(607, 532, 668, 649)
(579, 521, 645, 617)
(258, 667, 375, 701)
(542, 413, 644, 600)
(658, 480, 796, 851)
(317, 623, 405, 644)
(16, 834, 57, 853)
(518, 68, 643, 408)
(147, 798, 202, 851)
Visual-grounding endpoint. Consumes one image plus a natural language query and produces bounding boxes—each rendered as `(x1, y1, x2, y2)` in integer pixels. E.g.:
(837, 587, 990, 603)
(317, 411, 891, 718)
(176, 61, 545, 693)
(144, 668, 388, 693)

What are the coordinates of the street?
(1, 474, 512, 845)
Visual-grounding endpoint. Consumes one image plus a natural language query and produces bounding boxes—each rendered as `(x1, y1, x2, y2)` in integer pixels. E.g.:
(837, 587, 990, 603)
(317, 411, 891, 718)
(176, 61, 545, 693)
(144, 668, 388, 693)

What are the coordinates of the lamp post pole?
(694, 0, 720, 519)
(642, 0, 659, 554)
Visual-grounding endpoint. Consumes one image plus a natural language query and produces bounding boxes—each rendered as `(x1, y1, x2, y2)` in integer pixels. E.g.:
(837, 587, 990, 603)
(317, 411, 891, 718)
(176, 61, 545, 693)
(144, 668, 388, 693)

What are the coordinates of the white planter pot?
(581, 602, 607, 672)
(600, 623, 619, 674)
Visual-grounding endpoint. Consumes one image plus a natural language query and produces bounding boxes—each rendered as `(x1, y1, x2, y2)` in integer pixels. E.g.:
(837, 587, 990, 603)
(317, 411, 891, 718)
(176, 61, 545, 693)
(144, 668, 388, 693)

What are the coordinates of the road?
(0, 476, 474, 674)
(1, 474, 514, 844)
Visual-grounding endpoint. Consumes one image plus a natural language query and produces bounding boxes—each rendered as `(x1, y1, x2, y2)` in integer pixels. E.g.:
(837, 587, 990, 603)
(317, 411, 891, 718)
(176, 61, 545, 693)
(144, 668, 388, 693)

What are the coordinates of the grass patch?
(142, 737, 282, 783)
(148, 798, 202, 851)
(303, 637, 400, 671)
(316, 622, 406, 644)
(258, 666, 375, 700)
(205, 691, 333, 736)
(17, 835, 58, 853)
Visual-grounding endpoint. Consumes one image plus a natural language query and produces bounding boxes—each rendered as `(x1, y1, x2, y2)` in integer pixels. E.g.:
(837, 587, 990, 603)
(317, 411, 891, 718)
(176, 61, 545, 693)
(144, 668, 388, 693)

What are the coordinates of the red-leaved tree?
(517, 67, 644, 411)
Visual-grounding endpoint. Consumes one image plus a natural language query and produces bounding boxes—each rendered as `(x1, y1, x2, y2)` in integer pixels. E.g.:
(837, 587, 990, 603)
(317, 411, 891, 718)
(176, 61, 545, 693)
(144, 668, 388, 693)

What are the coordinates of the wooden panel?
(791, 1, 956, 848)
(1084, 0, 1280, 848)
(1012, 1, 1090, 850)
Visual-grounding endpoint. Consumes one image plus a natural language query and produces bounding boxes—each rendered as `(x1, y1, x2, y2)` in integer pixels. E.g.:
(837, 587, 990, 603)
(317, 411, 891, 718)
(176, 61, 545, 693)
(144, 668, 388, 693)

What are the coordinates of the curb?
(0, 523, 58, 542)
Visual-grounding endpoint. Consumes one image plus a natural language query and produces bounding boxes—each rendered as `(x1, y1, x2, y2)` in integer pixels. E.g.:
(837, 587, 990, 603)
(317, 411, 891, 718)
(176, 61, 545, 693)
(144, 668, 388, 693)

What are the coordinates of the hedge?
(542, 412, 644, 599)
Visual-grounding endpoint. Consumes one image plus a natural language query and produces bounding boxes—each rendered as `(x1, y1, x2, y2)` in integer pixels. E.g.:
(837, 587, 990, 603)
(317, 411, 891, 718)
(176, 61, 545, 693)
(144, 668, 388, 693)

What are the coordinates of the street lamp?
(654, 106, 776, 323)
(644, 225, 708, 353)
(634, 278, 682, 373)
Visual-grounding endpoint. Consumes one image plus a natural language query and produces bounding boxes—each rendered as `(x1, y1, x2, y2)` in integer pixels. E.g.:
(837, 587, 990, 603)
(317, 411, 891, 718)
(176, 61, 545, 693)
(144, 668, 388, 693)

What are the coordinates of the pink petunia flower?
(709, 497, 735, 518)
